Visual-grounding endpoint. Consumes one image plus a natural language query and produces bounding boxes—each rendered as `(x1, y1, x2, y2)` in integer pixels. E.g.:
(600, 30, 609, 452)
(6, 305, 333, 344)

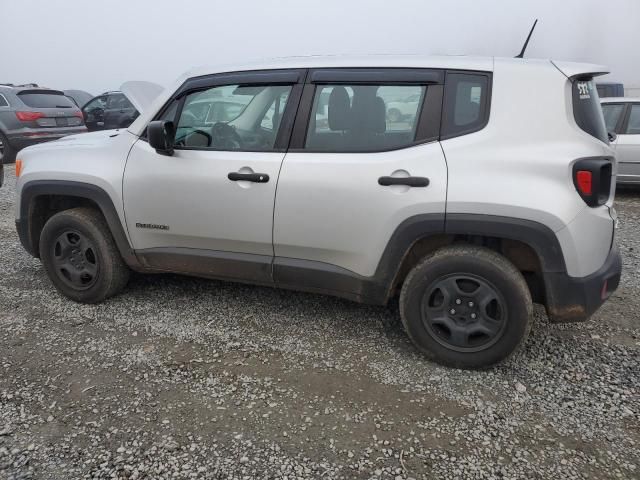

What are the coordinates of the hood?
(120, 81, 164, 113)
(20, 129, 125, 153)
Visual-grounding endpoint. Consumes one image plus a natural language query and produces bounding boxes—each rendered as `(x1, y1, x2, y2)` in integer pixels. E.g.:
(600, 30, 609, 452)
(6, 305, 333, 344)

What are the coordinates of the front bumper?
(544, 245, 622, 322)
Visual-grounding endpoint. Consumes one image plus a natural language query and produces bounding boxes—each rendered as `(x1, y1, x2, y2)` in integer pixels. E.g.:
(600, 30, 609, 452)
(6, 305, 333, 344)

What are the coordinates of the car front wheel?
(399, 246, 532, 369)
(39, 208, 130, 303)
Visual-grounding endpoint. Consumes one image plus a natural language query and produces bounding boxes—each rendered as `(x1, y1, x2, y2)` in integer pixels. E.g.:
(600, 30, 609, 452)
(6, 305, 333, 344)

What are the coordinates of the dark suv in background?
(0, 85, 86, 164)
(82, 91, 138, 132)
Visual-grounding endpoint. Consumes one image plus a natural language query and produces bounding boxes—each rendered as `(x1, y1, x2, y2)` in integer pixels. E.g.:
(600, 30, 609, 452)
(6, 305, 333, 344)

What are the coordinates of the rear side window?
(441, 73, 489, 138)
(601, 103, 625, 132)
(0, 94, 8, 107)
(573, 79, 608, 143)
(304, 84, 425, 152)
(626, 104, 640, 134)
(17, 91, 76, 108)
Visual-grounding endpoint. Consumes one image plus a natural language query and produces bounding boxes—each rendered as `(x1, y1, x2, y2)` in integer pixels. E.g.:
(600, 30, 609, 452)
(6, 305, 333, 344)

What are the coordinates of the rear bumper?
(7, 128, 87, 151)
(544, 245, 621, 322)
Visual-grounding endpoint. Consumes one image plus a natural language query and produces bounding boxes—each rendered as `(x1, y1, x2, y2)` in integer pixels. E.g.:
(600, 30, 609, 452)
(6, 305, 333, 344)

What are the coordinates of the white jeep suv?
(13, 56, 621, 368)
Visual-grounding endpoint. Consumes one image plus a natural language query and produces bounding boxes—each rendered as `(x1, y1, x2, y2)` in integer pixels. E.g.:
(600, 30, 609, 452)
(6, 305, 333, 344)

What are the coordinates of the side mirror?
(608, 131, 617, 143)
(148, 120, 175, 156)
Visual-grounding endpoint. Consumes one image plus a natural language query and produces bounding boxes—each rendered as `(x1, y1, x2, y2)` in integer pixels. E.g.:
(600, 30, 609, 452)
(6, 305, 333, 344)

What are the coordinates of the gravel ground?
(0, 164, 638, 479)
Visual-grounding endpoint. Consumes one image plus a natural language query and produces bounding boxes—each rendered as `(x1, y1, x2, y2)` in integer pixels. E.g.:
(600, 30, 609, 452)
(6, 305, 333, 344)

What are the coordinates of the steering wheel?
(211, 122, 242, 150)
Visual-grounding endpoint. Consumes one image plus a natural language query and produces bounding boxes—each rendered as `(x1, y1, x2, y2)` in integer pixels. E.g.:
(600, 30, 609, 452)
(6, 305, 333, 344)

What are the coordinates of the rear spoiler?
(17, 89, 65, 96)
(551, 60, 609, 80)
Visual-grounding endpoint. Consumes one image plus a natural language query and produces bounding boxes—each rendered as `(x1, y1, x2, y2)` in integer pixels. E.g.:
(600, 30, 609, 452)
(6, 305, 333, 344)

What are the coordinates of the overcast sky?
(2, 0, 638, 95)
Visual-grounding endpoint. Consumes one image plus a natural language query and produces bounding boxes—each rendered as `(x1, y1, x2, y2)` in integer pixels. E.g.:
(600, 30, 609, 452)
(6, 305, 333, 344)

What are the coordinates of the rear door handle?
(228, 172, 270, 183)
(378, 176, 429, 187)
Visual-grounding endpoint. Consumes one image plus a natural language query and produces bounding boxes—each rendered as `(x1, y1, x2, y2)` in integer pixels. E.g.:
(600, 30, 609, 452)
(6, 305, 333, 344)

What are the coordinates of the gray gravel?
(0, 164, 638, 479)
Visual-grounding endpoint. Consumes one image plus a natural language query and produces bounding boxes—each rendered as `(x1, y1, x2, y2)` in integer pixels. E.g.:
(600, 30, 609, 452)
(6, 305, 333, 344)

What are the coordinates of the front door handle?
(378, 176, 429, 187)
(228, 172, 270, 183)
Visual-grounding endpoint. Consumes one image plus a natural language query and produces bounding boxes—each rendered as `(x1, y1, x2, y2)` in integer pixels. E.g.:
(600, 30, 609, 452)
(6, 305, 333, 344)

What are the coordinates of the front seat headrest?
(328, 86, 351, 131)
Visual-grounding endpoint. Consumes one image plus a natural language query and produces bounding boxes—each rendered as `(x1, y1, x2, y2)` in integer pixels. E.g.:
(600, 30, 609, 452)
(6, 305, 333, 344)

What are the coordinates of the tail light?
(15, 111, 45, 122)
(572, 158, 612, 207)
(73, 111, 84, 119)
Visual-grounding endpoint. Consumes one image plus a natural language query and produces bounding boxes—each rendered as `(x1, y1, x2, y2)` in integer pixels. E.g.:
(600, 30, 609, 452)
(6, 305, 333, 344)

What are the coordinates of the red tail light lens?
(576, 170, 593, 195)
(15, 111, 45, 122)
(73, 111, 84, 119)
(572, 158, 612, 207)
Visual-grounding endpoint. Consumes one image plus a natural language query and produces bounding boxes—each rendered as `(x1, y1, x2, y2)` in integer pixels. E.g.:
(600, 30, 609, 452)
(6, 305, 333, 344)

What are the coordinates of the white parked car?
(601, 97, 640, 184)
(13, 55, 621, 368)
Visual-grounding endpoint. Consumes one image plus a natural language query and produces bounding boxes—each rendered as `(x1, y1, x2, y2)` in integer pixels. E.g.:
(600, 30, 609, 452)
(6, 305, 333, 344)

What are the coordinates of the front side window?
(601, 103, 625, 133)
(305, 84, 425, 152)
(442, 73, 489, 138)
(174, 84, 292, 151)
(84, 96, 107, 112)
(626, 104, 640, 135)
(108, 93, 132, 110)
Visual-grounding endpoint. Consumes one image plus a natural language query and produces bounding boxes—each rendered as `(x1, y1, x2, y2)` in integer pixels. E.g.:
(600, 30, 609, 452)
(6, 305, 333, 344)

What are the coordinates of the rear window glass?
(573, 79, 608, 143)
(17, 91, 76, 108)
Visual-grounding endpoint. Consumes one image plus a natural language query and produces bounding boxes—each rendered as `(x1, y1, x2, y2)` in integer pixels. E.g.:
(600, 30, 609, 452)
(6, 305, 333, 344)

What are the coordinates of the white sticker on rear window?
(577, 82, 591, 100)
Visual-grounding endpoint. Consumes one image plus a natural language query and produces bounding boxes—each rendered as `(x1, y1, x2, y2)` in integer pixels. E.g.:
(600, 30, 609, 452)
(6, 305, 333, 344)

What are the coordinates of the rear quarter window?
(17, 91, 76, 108)
(573, 79, 608, 143)
(441, 73, 490, 139)
(0, 94, 8, 107)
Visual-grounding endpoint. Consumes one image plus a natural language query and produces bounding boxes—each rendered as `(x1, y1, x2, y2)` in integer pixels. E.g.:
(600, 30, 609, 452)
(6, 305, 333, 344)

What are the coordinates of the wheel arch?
(17, 180, 140, 269)
(380, 213, 566, 305)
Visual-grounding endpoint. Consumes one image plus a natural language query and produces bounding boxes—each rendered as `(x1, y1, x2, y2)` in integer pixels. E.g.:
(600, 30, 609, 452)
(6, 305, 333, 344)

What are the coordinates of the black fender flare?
(16, 180, 140, 269)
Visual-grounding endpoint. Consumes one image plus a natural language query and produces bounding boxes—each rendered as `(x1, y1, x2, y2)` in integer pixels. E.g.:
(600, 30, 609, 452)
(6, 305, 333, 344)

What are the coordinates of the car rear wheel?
(399, 245, 532, 369)
(0, 131, 16, 164)
(39, 208, 130, 303)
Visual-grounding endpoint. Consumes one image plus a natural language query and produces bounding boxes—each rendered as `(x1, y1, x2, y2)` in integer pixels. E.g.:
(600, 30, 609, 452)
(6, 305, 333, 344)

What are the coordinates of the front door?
(123, 70, 304, 282)
(273, 69, 448, 297)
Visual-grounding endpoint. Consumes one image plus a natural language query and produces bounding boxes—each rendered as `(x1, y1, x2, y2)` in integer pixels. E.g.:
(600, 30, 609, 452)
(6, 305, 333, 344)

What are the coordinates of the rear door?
(617, 102, 640, 181)
(273, 68, 447, 294)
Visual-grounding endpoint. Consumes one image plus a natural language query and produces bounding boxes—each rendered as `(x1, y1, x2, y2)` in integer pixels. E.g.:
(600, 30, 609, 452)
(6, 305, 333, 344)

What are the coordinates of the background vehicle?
(601, 97, 640, 184)
(14, 56, 621, 369)
(597, 82, 624, 98)
(0, 85, 86, 164)
(82, 91, 138, 131)
(63, 89, 93, 108)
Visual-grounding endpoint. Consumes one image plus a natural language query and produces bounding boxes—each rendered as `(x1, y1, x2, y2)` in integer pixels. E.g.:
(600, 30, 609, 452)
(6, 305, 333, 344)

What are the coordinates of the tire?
(0, 131, 16, 164)
(399, 245, 532, 369)
(39, 208, 130, 303)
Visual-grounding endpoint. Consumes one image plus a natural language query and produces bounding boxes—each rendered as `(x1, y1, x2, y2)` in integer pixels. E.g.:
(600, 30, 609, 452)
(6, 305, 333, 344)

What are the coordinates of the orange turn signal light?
(15, 159, 23, 178)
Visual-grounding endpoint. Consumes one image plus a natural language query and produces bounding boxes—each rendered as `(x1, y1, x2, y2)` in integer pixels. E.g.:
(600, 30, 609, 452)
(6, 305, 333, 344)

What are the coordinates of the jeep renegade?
(13, 56, 622, 368)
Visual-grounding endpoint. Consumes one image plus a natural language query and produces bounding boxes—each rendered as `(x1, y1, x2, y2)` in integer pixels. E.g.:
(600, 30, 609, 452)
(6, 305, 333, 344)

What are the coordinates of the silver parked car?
(0, 85, 87, 164)
(601, 97, 640, 184)
(14, 55, 621, 368)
